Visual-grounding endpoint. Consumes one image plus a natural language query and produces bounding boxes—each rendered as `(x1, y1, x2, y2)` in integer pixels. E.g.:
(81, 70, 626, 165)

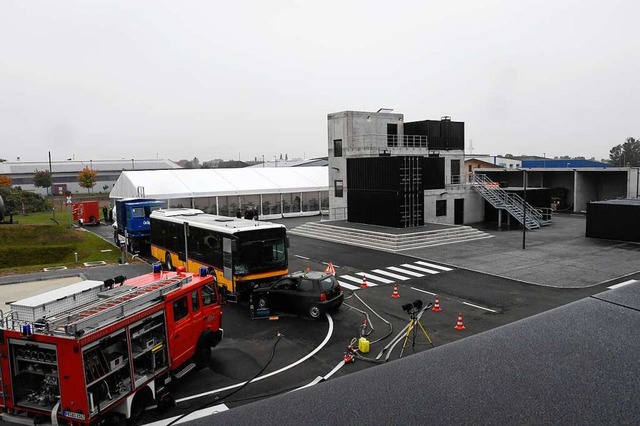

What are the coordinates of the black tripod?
(400, 300, 434, 358)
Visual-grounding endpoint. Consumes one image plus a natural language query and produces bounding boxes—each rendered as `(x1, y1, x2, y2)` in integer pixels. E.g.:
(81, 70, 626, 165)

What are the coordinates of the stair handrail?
(470, 174, 546, 228)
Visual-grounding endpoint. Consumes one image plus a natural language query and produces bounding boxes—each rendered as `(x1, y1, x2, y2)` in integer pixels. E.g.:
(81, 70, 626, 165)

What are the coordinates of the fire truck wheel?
(107, 412, 127, 426)
(130, 388, 151, 424)
(165, 253, 174, 271)
(195, 344, 211, 369)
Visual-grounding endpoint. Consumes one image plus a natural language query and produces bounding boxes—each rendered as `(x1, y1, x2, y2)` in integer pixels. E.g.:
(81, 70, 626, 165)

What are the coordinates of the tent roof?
(110, 167, 328, 199)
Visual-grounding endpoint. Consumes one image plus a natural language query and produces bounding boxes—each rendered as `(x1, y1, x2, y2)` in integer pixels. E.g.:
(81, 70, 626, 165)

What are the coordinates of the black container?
(586, 199, 640, 242)
(347, 156, 424, 192)
(423, 156, 445, 189)
(402, 120, 464, 150)
(348, 189, 424, 228)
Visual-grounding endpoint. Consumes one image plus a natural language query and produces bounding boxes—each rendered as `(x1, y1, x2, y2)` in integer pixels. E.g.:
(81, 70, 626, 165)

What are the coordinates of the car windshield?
(319, 276, 337, 291)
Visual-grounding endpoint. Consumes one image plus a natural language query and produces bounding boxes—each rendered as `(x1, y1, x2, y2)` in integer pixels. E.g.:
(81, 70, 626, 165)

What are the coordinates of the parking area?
(1, 212, 638, 424)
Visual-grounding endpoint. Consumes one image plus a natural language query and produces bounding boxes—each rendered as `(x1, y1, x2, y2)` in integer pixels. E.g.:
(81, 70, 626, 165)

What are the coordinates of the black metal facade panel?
(348, 189, 424, 228)
(423, 156, 445, 189)
(586, 202, 640, 242)
(347, 157, 423, 192)
(403, 120, 465, 150)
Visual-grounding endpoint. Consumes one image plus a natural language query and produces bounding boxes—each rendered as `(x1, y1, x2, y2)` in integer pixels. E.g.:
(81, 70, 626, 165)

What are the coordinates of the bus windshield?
(235, 234, 287, 275)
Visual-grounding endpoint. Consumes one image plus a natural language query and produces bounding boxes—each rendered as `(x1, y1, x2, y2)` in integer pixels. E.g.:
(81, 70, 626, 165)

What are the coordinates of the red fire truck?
(72, 201, 101, 226)
(0, 269, 223, 425)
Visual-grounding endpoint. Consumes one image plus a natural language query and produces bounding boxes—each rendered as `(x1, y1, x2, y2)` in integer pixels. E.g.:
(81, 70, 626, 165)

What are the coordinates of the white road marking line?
(388, 266, 424, 277)
(338, 275, 378, 287)
(372, 269, 411, 281)
(415, 261, 453, 272)
(174, 314, 335, 403)
(608, 279, 638, 289)
(402, 263, 439, 275)
(355, 272, 394, 284)
(295, 255, 310, 260)
(338, 281, 360, 291)
(463, 301, 498, 313)
(410, 287, 437, 296)
(143, 404, 229, 425)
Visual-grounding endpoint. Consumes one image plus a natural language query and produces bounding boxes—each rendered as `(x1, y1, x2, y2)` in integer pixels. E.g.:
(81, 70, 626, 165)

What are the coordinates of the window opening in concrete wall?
(335, 180, 344, 197)
(334, 139, 342, 157)
(387, 123, 398, 147)
(436, 200, 447, 217)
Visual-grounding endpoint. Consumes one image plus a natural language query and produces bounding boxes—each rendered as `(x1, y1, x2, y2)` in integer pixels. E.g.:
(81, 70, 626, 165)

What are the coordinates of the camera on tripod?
(402, 299, 423, 315)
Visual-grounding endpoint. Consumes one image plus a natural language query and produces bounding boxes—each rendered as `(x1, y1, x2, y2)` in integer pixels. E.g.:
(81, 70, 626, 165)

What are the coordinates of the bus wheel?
(165, 253, 174, 271)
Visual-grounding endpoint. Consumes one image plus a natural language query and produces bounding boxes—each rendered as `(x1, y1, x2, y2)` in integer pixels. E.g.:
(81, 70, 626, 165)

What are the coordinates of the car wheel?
(257, 296, 268, 309)
(309, 305, 321, 319)
(165, 253, 174, 271)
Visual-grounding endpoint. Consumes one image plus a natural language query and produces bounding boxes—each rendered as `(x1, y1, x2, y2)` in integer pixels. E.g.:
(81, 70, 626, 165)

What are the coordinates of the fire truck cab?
(0, 269, 223, 425)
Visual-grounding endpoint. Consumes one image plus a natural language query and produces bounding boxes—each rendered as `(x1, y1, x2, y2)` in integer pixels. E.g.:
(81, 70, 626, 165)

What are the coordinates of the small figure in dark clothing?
(108, 209, 113, 223)
(102, 206, 109, 223)
(244, 209, 254, 220)
(236, 210, 242, 218)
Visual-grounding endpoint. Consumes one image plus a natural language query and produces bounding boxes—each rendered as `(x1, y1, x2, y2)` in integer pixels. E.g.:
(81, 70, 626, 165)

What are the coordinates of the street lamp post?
(522, 170, 527, 250)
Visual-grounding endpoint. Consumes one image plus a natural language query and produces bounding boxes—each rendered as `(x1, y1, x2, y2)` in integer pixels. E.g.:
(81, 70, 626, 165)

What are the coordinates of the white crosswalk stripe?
(355, 272, 394, 284)
(388, 266, 424, 277)
(372, 269, 411, 281)
(334, 261, 454, 292)
(338, 275, 378, 287)
(401, 263, 439, 275)
(337, 281, 360, 291)
(415, 261, 453, 272)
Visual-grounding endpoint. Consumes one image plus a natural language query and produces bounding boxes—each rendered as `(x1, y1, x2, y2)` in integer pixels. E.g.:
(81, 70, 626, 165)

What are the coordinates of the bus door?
(223, 238, 233, 291)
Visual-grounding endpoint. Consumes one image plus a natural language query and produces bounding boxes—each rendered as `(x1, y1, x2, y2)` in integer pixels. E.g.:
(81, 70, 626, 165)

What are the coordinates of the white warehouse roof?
(110, 167, 329, 199)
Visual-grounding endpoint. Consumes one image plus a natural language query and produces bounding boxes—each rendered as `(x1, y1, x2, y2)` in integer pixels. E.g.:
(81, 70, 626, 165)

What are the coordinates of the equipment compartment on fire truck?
(0, 269, 223, 425)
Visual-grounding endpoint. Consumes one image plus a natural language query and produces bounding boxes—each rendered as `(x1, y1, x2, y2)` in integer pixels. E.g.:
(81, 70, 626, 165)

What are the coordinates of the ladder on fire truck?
(43, 275, 190, 336)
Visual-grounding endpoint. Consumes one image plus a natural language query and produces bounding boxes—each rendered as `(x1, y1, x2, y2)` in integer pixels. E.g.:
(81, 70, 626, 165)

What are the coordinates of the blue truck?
(113, 198, 166, 253)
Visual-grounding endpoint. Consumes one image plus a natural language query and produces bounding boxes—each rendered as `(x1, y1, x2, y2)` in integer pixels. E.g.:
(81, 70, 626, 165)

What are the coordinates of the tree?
(78, 167, 98, 193)
(609, 137, 640, 167)
(33, 169, 52, 194)
(0, 175, 11, 188)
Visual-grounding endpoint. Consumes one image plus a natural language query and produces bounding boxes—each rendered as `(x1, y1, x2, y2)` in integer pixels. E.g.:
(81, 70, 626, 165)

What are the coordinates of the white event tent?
(109, 167, 329, 219)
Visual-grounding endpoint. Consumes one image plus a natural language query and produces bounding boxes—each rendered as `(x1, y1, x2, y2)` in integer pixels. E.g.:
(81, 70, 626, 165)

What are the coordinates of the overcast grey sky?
(1, 0, 638, 163)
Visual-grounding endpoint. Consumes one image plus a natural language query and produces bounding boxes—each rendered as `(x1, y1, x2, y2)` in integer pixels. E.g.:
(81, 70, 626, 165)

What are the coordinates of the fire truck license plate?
(63, 411, 86, 420)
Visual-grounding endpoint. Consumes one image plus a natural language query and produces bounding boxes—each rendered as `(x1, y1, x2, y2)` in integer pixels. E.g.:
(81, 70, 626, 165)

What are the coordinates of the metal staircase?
(470, 174, 551, 230)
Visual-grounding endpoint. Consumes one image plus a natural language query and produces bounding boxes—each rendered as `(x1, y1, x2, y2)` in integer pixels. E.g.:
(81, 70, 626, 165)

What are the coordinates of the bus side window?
(203, 284, 216, 305)
(192, 290, 200, 312)
(173, 296, 188, 321)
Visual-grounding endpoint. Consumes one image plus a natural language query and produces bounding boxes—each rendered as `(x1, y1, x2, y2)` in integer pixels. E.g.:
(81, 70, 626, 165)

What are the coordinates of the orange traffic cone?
(454, 312, 466, 330)
(391, 283, 400, 298)
(360, 275, 368, 289)
(432, 295, 442, 312)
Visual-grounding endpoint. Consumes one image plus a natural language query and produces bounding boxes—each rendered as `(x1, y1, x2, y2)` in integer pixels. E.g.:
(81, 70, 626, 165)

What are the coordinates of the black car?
(252, 271, 344, 319)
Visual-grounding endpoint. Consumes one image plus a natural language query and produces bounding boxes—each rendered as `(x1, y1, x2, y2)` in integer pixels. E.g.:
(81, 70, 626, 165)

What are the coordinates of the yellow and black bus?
(150, 208, 288, 297)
